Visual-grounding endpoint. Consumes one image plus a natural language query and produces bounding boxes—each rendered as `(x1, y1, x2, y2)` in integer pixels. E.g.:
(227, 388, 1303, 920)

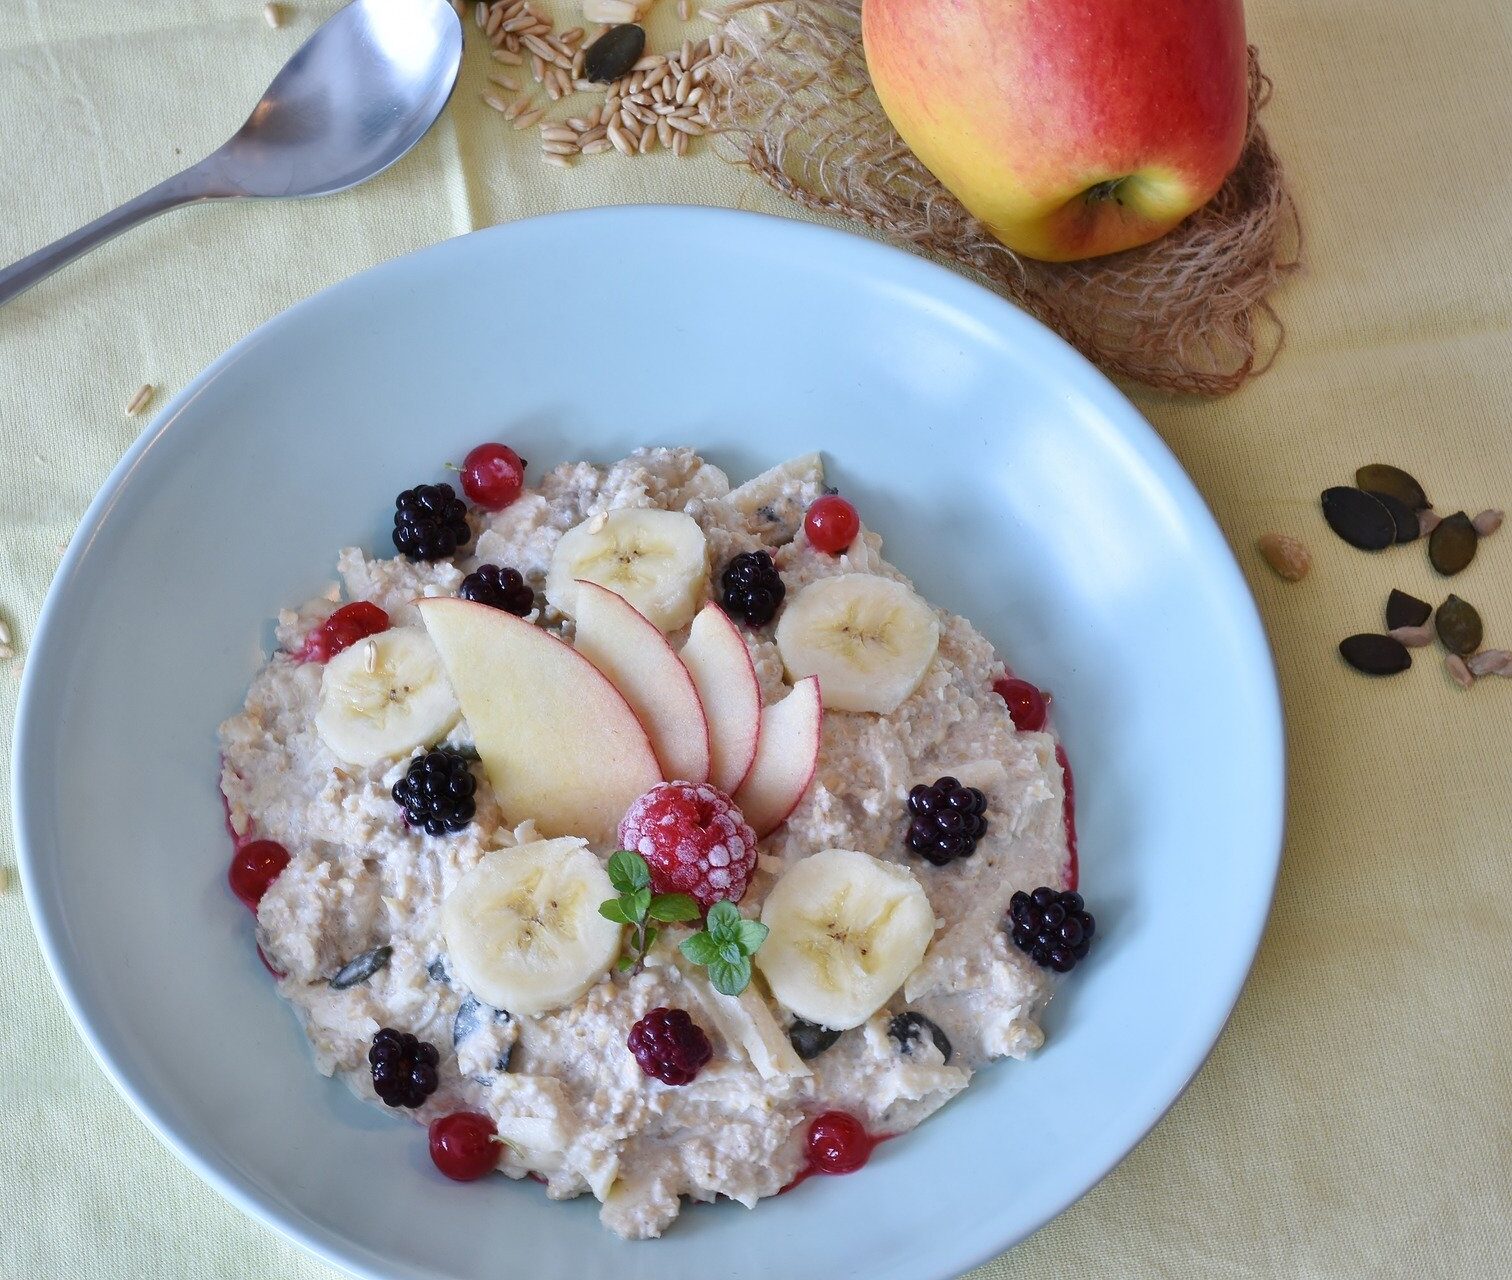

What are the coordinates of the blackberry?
(458, 563, 534, 616)
(1008, 887, 1095, 973)
(720, 550, 785, 627)
(393, 483, 471, 561)
(887, 1011, 952, 1063)
(905, 776, 988, 865)
(368, 1027, 441, 1108)
(627, 1007, 713, 1086)
(393, 750, 477, 836)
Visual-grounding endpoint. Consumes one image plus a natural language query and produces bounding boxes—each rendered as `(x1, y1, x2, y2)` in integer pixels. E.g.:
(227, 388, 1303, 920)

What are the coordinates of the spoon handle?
(0, 165, 220, 308)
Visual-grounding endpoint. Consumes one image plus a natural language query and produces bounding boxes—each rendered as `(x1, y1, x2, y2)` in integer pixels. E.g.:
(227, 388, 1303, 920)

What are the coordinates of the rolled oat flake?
(1321, 487, 1396, 551)
(1434, 595, 1483, 656)
(1338, 633, 1412, 676)
(1428, 511, 1478, 576)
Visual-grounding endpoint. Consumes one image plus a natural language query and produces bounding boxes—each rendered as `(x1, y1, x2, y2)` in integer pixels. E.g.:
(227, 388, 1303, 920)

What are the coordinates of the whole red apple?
(862, 0, 1248, 261)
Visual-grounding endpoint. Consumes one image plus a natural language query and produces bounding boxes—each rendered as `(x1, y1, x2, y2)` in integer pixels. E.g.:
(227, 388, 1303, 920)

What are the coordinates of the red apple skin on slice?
(417, 597, 661, 844)
(734, 676, 823, 838)
(572, 580, 711, 784)
(679, 603, 762, 795)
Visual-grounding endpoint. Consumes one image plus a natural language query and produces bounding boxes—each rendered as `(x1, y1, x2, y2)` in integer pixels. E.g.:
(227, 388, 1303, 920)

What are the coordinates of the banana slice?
(545, 509, 708, 633)
(313, 626, 461, 766)
(755, 848, 935, 1030)
(775, 574, 940, 713)
(441, 838, 621, 1017)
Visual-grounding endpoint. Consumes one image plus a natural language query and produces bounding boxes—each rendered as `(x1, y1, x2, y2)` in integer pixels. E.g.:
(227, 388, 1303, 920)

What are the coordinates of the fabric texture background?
(1, 2, 1508, 1277)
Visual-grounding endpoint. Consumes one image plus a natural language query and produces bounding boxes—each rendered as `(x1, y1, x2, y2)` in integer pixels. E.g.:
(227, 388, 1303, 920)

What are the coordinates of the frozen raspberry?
(617, 782, 757, 911)
(298, 602, 389, 663)
(627, 1007, 713, 1085)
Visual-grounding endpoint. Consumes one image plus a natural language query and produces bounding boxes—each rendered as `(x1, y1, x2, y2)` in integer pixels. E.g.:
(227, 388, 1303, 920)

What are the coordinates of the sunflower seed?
(1385, 589, 1432, 630)
(1322, 487, 1396, 551)
(1355, 464, 1429, 511)
(1466, 649, 1512, 677)
(329, 945, 392, 989)
(584, 23, 645, 82)
(1338, 633, 1412, 676)
(1256, 532, 1311, 582)
(1434, 595, 1483, 655)
(1445, 654, 1474, 689)
(1387, 624, 1433, 648)
(1472, 508, 1504, 537)
(1428, 511, 1478, 575)
(1364, 490, 1420, 543)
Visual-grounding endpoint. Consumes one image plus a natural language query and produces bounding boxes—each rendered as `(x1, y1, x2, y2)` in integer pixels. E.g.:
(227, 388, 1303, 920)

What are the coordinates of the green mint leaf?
(704, 900, 742, 943)
(607, 850, 651, 894)
(598, 899, 633, 925)
(679, 930, 723, 966)
(642, 926, 659, 953)
(648, 893, 700, 923)
(616, 952, 636, 971)
(627, 886, 652, 922)
(707, 955, 751, 997)
(719, 942, 742, 966)
(734, 919, 769, 955)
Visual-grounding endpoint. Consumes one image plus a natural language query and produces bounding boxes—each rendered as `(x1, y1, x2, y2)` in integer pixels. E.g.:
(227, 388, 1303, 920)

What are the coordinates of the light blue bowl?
(14, 206, 1283, 1280)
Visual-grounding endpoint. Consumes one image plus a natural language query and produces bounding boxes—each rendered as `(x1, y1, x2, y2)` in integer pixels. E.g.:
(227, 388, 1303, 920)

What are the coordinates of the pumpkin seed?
(1321, 487, 1395, 551)
(1385, 588, 1432, 630)
(453, 994, 512, 1072)
(1434, 595, 1483, 655)
(1338, 633, 1412, 676)
(1355, 464, 1429, 511)
(584, 23, 645, 82)
(329, 945, 391, 989)
(1364, 490, 1419, 543)
(1428, 511, 1478, 575)
(427, 956, 450, 984)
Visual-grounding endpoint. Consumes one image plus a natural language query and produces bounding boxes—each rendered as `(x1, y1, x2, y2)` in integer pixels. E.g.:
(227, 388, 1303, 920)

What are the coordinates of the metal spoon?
(0, 0, 462, 307)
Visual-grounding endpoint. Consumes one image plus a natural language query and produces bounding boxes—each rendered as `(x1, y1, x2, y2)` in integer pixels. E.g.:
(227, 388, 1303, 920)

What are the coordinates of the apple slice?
(417, 597, 661, 844)
(734, 676, 822, 838)
(679, 603, 762, 795)
(572, 580, 710, 784)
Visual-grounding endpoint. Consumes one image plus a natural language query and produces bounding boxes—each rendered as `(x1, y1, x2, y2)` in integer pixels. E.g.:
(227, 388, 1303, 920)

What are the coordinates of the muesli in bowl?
(219, 444, 1091, 1239)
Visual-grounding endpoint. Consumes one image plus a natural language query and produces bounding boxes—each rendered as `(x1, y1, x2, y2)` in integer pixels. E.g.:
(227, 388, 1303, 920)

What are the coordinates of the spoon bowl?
(0, 0, 462, 305)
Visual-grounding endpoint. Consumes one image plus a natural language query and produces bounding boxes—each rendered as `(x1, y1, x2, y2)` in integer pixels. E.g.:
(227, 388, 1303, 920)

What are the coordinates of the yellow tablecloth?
(3, 1, 1509, 1276)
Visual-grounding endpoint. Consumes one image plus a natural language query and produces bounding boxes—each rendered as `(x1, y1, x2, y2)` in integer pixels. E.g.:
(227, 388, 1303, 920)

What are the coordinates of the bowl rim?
(12, 203, 1285, 1280)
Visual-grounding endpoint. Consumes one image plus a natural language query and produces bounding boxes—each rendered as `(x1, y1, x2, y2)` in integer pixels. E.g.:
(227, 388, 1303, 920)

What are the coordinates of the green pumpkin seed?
(1428, 511, 1478, 575)
(1321, 487, 1396, 551)
(1355, 464, 1430, 510)
(1338, 633, 1412, 676)
(1434, 595, 1483, 656)
(329, 945, 392, 989)
(584, 23, 645, 82)
(1385, 589, 1432, 629)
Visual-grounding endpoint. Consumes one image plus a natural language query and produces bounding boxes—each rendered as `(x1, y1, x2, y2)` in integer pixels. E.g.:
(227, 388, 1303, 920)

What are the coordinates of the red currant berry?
(429, 1111, 500, 1181)
(460, 443, 527, 511)
(299, 602, 389, 663)
(806, 1110, 873, 1174)
(993, 676, 1049, 732)
(804, 495, 861, 555)
(228, 840, 290, 910)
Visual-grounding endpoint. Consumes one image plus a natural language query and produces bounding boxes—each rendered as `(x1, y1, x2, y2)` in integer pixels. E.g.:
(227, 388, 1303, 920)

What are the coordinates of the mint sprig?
(600, 851, 699, 974)
(679, 900, 769, 996)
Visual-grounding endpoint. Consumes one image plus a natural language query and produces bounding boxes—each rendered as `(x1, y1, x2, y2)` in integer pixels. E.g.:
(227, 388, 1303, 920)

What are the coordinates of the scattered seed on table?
(263, 2, 285, 27)
(1339, 633, 1412, 676)
(1385, 588, 1432, 630)
(542, 152, 573, 168)
(1321, 486, 1396, 550)
(1445, 654, 1474, 689)
(1434, 595, 1483, 655)
(1256, 532, 1311, 582)
(482, 91, 510, 112)
(1417, 508, 1442, 537)
(581, 137, 613, 153)
(0, 618, 10, 648)
(1354, 463, 1430, 511)
(679, 0, 691, 17)
(0, 866, 10, 894)
(0, 643, 13, 661)
(503, 95, 531, 119)
(585, 23, 646, 82)
(512, 107, 546, 129)
(672, 129, 689, 156)
(124, 383, 155, 416)
(1472, 508, 1504, 537)
(1388, 624, 1434, 648)
(1467, 649, 1512, 677)
(492, 47, 524, 64)
(1364, 490, 1420, 543)
(1428, 511, 1478, 575)
(489, 71, 520, 91)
